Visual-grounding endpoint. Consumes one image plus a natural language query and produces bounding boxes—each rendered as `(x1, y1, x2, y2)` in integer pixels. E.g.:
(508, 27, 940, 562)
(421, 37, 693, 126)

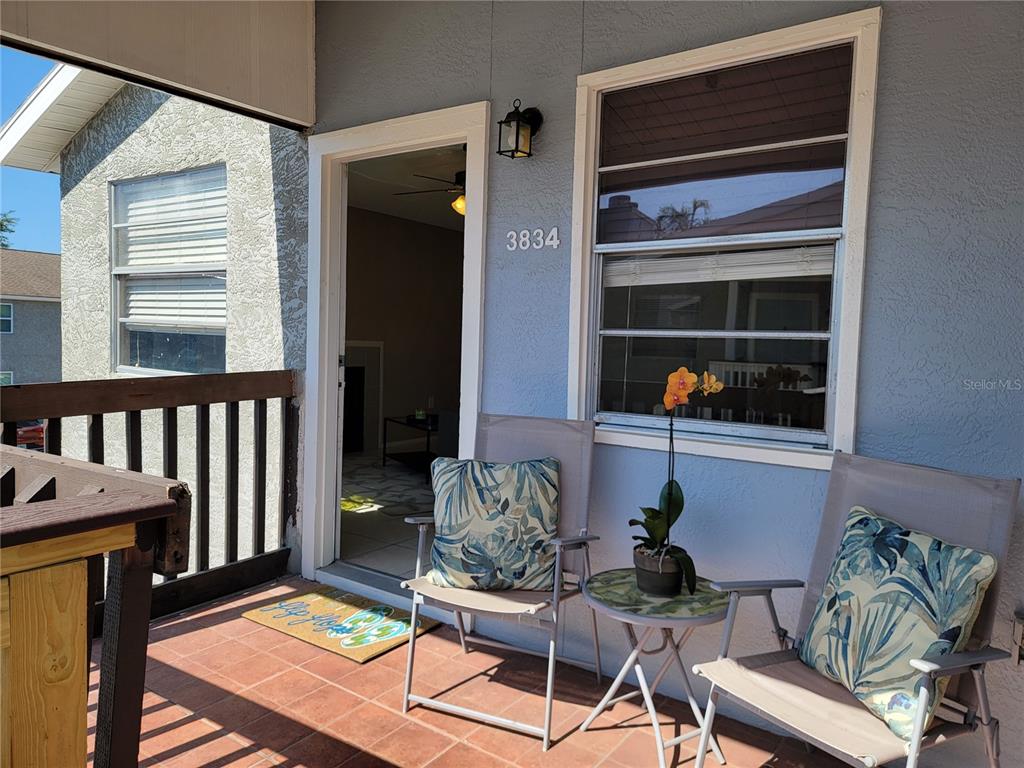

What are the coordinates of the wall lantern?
(450, 194, 466, 216)
(497, 99, 543, 159)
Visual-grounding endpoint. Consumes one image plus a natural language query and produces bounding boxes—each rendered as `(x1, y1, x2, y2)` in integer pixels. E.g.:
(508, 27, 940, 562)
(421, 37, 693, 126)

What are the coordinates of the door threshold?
(315, 559, 455, 625)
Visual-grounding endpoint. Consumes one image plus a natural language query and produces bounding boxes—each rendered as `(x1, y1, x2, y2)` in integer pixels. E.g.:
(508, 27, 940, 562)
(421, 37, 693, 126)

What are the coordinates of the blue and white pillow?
(799, 506, 997, 740)
(427, 456, 559, 591)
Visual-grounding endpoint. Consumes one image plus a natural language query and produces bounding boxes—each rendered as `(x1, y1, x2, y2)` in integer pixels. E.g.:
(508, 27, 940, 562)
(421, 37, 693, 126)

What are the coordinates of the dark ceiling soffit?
(1, 36, 310, 134)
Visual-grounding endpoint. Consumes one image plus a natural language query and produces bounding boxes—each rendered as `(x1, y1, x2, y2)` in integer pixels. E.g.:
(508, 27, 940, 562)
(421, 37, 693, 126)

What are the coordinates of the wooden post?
(280, 397, 299, 545)
(93, 522, 156, 768)
(7, 560, 88, 766)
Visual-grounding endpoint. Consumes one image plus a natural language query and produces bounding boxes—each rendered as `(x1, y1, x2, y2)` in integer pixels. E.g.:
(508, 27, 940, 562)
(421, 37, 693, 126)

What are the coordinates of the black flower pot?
(633, 547, 683, 597)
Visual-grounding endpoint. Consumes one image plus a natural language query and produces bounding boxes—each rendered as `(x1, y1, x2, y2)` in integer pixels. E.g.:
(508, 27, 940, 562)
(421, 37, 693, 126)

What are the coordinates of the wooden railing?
(1, 445, 189, 767)
(0, 369, 299, 617)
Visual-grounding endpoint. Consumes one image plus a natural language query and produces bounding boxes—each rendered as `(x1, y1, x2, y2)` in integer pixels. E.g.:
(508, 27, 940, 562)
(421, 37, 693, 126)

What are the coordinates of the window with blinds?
(112, 165, 227, 374)
(593, 45, 855, 441)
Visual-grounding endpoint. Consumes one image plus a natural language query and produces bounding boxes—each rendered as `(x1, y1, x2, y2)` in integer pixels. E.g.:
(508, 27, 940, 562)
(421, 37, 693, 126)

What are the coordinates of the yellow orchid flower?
(666, 367, 698, 394)
(699, 371, 725, 396)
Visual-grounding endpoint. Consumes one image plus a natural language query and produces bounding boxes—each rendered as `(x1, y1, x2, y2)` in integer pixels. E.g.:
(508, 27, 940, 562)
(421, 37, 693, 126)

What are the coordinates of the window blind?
(602, 244, 835, 288)
(113, 166, 227, 269)
(120, 274, 226, 329)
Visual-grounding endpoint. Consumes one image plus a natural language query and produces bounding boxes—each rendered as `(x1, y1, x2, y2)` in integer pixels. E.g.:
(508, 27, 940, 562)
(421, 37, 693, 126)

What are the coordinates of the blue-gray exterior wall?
(315, 2, 1024, 758)
(0, 298, 61, 384)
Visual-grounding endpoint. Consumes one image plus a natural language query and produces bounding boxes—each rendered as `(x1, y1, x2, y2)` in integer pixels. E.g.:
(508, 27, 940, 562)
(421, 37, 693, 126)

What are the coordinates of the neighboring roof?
(0, 63, 124, 173)
(0, 249, 61, 299)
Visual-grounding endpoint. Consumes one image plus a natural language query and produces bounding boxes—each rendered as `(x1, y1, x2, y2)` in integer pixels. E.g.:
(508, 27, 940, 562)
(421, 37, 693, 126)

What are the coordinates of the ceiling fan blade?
(393, 188, 450, 196)
(413, 173, 457, 185)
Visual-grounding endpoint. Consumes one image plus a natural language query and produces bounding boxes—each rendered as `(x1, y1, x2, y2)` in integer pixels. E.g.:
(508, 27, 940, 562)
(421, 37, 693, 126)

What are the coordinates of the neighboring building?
(0, 64, 308, 567)
(0, 248, 61, 384)
(1, 63, 307, 381)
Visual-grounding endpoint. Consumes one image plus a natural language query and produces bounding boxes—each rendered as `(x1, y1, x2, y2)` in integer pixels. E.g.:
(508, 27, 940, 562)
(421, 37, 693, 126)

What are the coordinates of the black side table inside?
(382, 414, 438, 482)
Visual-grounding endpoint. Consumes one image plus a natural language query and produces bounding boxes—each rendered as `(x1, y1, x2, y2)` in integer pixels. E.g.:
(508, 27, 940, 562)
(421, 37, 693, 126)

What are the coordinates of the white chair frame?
(401, 522, 602, 750)
(692, 452, 1019, 768)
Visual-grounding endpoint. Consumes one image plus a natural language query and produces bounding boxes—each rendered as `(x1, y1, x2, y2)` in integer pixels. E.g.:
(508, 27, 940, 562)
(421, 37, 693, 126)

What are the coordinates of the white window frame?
(0, 303, 12, 334)
(109, 164, 228, 376)
(567, 8, 881, 470)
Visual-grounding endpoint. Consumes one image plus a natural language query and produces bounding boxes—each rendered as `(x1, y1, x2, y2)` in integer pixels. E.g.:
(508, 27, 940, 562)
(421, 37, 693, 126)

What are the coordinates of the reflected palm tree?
(656, 198, 711, 235)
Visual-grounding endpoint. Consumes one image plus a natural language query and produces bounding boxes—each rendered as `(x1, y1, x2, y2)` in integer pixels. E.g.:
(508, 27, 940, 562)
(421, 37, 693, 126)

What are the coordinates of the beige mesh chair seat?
(401, 575, 578, 616)
(400, 415, 602, 752)
(695, 650, 911, 766)
(692, 453, 1020, 768)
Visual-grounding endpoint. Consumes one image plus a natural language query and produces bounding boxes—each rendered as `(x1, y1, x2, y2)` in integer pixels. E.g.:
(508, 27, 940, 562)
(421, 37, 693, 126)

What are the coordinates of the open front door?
(304, 102, 489, 581)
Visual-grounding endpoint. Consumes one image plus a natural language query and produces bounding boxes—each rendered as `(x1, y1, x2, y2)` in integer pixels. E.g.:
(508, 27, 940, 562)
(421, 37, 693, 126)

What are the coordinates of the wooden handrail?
(0, 369, 295, 421)
(0, 490, 176, 548)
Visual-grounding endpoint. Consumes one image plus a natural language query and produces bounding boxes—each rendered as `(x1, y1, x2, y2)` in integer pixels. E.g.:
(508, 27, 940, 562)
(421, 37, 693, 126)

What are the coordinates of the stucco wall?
(0, 298, 61, 383)
(60, 84, 309, 571)
(316, 2, 1024, 762)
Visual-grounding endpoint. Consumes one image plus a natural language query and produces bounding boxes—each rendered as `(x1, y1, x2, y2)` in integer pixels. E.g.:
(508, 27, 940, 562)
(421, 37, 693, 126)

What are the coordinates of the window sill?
(114, 366, 201, 378)
(594, 423, 835, 470)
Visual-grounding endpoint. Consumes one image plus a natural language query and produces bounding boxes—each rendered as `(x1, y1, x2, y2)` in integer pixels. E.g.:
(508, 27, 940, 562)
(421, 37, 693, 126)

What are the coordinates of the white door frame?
(303, 101, 490, 578)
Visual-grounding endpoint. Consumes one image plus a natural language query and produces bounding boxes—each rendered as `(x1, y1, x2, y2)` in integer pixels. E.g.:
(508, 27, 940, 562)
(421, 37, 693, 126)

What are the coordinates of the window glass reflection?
(597, 143, 845, 243)
(598, 335, 828, 430)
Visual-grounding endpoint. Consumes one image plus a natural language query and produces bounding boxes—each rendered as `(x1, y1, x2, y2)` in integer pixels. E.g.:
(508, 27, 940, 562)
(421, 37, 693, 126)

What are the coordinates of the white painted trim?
(0, 295, 60, 303)
(0, 302, 12, 334)
(596, 132, 849, 174)
(304, 102, 490, 580)
(0, 63, 79, 170)
(594, 425, 834, 471)
(567, 8, 882, 462)
(343, 340, 385, 455)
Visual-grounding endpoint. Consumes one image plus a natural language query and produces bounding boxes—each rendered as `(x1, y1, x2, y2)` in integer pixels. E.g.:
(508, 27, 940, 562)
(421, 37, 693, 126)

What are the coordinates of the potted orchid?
(630, 367, 725, 596)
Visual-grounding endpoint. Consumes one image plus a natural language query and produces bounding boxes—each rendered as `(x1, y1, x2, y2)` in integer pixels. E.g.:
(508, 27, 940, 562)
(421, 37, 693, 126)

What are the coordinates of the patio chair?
(692, 452, 1020, 768)
(400, 414, 603, 750)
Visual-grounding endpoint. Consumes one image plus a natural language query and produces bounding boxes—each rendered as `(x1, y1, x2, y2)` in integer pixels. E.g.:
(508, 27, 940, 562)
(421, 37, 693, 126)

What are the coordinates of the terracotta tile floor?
(88, 577, 846, 768)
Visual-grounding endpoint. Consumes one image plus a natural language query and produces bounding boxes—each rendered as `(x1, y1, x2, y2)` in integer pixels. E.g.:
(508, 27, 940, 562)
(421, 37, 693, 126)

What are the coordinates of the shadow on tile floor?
(87, 577, 848, 768)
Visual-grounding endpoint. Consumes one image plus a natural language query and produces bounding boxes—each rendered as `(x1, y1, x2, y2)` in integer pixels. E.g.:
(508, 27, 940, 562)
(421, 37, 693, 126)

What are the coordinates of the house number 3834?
(506, 227, 560, 251)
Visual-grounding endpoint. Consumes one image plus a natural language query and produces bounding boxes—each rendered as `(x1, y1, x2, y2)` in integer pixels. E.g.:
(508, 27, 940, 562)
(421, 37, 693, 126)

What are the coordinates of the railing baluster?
(225, 401, 239, 563)
(252, 399, 267, 555)
(196, 404, 210, 571)
(162, 407, 177, 479)
(44, 417, 61, 455)
(1, 465, 15, 506)
(280, 396, 299, 546)
(88, 414, 104, 464)
(161, 407, 179, 581)
(125, 410, 142, 471)
(2, 421, 17, 446)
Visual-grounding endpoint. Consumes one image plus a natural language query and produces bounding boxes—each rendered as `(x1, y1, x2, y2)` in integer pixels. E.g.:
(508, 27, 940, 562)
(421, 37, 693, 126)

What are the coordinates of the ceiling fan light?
(451, 194, 466, 216)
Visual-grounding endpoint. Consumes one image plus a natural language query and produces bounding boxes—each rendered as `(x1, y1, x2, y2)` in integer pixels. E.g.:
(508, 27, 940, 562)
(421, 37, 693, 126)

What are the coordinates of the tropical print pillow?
(427, 456, 559, 591)
(799, 506, 997, 740)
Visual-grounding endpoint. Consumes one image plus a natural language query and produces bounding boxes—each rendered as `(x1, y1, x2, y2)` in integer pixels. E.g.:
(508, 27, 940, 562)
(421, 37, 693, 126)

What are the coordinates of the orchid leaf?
(659, 480, 684, 529)
(670, 548, 697, 595)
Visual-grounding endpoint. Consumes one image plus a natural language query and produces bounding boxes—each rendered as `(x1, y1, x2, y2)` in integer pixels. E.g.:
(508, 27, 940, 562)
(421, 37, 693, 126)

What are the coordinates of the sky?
(1, 46, 61, 254)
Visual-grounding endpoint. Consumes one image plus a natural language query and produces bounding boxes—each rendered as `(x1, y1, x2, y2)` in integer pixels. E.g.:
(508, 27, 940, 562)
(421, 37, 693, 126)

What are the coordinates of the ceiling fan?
(394, 170, 466, 215)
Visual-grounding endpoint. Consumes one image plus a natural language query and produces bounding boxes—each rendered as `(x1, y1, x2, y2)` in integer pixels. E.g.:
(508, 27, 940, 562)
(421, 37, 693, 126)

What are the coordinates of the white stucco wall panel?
(60, 84, 307, 573)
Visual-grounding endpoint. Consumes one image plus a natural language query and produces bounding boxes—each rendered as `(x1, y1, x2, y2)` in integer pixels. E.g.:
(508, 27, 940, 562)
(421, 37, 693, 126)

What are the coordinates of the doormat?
(243, 587, 439, 663)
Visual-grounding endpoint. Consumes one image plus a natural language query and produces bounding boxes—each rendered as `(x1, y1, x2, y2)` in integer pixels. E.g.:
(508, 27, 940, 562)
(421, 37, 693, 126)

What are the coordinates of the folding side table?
(579, 568, 732, 768)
